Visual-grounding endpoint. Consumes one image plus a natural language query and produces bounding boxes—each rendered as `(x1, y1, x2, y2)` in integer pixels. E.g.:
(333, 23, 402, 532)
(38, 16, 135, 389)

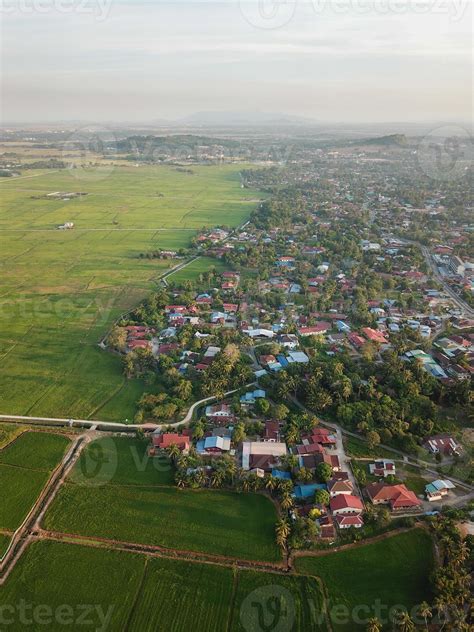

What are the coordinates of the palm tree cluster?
(429, 515, 472, 631)
(172, 449, 238, 489)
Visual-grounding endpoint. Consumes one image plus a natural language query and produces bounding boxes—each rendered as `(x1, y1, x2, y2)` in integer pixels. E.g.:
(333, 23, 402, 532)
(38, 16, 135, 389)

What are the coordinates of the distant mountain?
(175, 111, 318, 127)
(351, 134, 408, 147)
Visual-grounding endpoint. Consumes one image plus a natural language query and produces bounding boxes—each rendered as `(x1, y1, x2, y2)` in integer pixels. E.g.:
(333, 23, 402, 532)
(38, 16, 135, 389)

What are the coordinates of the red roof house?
(335, 514, 364, 529)
(151, 433, 190, 453)
(362, 327, 388, 344)
(365, 483, 422, 510)
(330, 494, 364, 515)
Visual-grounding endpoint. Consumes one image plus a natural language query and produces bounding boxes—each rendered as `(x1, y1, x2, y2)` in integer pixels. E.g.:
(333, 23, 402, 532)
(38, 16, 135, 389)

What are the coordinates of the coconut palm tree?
(167, 443, 181, 463)
(241, 477, 251, 493)
(285, 425, 299, 446)
(418, 601, 432, 631)
(174, 471, 188, 488)
(210, 469, 224, 488)
(275, 518, 290, 550)
(393, 610, 415, 632)
(280, 492, 294, 512)
(265, 475, 277, 493)
(366, 618, 382, 632)
(434, 596, 448, 631)
(193, 468, 207, 488)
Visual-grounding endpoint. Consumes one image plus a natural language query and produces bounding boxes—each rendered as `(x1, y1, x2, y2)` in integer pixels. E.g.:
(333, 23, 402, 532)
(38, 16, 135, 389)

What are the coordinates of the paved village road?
(0, 383, 256, 432)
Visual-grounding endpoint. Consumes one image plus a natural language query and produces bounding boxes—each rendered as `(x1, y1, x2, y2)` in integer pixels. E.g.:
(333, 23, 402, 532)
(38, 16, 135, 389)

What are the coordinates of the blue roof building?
(293, 483, 327, 500)
(272, 469, 292, 480)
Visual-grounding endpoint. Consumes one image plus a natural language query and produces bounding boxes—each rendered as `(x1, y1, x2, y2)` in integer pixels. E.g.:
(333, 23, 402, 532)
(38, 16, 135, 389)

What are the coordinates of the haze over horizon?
(1, 1, 472, 125)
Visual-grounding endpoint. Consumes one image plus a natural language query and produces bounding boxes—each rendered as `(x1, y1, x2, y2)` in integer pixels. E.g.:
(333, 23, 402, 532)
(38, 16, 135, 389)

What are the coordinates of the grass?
(168, 255, 229, 284)
(345, 436, 397, 460)
(0, 466, 49, 530)
(295, 529, 434, 630)
(230, 569, 329, 631)
(0, 431, 70, 471)
(0, 533, 11, 557)
(44, 484, 280, 562)
(0, 432, 71, 531)
(0, 539, 325, 631)
(0, 164, 260, 419)
(403, 475, 428, 496)
(68, 436, 174, 487)
(0, 424, 25, 449)
(128, 557, 234, 632)
(0, 540, 145, 631)
(43, 436, 279, 562)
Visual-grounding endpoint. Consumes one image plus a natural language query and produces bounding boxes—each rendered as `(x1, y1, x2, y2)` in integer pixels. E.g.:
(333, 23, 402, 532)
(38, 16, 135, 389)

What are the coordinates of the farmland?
(230, 569, 328, 631)
(0, 541, 144, 631)
(0, 164, 260, 420)
(69, 435, 175, 487)
(0, 431, 70, 471)
(0, 540, 327, 631)
(0, 534, 10, 557)
(295, 529, 434, 630)
(0, 431, 70, 531)
(128, 557, 234, 632)
(0, 424, 25, 449)
(44, 483, 280, 561)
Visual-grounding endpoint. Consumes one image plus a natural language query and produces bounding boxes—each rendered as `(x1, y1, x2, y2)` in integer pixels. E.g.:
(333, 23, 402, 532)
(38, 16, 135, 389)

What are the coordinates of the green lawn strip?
(68, 436, 174, 487)
(230, 568, 329, 631)
(0, 432, 71, 472)
(127, 556, 234, 632)
(44, 484, 280, 562)
(0, 540, 145, 631)
(295, 529, 434, 631)
(345, 436, 398, 460)
(402, 475, 428, 496)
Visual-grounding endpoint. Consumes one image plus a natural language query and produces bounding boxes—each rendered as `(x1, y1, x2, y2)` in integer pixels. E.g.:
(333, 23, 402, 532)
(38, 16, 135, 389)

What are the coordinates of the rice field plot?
(0, 164, 260, 419)
(0, 431, 70, 471)
(0, 539, 326, 632)
(128, 557, 234, 632)
(44, 483, 280, 562)
(295, 529, 434, 631)
(0, 432, 70, 531)
(0, 540, 145, 631)
(68, 436, 174, 487)
(0, 424, 25, 449)
(230, 569, 329, 631)
(0, 533, 12, 557)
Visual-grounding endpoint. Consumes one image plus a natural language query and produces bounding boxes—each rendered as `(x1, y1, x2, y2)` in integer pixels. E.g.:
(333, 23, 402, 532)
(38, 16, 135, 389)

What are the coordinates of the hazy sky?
(1, 1, 472, 123)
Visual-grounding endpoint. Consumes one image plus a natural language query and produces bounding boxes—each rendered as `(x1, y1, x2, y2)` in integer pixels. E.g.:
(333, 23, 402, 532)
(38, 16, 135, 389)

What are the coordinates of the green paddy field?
(0, 164, 260, 420)
(44, 437, 280, 563)
(0, 540, 329, 632)
(0, 431, 70, 533)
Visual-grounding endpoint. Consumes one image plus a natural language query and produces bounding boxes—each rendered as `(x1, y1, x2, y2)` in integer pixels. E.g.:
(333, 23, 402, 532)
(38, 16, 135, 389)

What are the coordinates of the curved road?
(0, 383, 255, 432)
